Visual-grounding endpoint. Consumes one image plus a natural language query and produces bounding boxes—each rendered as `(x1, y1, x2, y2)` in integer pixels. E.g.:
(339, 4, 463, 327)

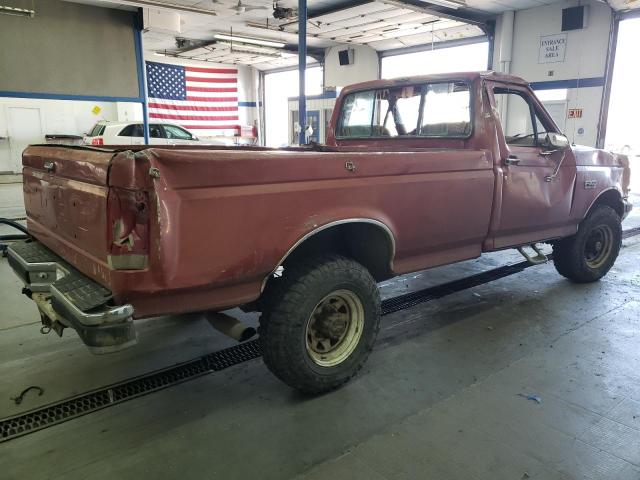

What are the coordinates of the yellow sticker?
(91, 105, 102, 115)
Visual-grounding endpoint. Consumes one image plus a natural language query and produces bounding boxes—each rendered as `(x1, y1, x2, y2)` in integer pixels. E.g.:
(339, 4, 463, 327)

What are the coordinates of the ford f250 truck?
(7, 72, 632, 393)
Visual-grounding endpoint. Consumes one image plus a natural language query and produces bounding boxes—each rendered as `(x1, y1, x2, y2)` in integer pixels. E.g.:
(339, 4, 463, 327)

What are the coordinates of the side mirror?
(545, 133, 569, 150)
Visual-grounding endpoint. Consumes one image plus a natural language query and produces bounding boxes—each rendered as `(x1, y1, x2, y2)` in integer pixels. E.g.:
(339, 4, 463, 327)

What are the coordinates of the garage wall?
(0, 97, 129, 172)
(493, 0, 612, 147)
(324, 45, 379, 88)
(0, 0, 140, 98)
(0, 0, 143, 173)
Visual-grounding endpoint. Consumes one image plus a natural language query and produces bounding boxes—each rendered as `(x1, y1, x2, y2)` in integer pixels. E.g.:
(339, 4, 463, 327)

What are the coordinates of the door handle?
(505, 155, 520, 166)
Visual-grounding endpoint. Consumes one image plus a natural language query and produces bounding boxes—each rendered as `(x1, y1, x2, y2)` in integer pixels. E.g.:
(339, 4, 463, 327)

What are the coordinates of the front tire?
(552, 205, 622, 283)
(259, 254, 381, 394)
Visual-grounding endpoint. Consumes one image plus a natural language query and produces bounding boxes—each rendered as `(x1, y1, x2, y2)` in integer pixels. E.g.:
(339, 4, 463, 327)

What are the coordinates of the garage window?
(336, 81, 471, 139)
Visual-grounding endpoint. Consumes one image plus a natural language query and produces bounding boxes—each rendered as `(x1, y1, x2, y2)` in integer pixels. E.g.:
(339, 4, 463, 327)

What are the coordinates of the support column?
(134, 27, 150, 144)
(298, 0, 307, 145)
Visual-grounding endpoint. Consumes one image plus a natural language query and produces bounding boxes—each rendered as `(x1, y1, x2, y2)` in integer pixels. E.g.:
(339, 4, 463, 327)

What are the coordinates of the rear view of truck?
(8, 145, 153, 353)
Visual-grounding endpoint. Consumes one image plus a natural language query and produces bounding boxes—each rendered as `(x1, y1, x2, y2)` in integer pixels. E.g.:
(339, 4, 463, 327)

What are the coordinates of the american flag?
(146, 61, 239, 134)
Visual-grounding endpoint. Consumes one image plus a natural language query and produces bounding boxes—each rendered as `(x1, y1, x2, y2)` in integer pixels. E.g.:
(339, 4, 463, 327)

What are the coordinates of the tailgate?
(22, 145, 117, 263)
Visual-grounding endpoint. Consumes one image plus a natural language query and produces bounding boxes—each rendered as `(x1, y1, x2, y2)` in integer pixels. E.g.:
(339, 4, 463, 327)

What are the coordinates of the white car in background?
(83, 121, 233, 146)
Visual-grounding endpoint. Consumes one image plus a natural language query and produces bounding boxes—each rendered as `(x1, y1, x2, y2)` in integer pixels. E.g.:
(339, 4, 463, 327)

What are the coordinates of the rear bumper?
(7, 240, 137, 354)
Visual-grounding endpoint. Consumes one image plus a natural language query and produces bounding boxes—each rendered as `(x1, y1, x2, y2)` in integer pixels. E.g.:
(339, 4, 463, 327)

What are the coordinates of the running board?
(517, 244, 548, 265)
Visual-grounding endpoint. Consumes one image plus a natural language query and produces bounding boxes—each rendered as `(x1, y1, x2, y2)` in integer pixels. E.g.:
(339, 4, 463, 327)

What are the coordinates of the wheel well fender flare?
(584, 187, 624, 219)
(261, 218, 396, 290)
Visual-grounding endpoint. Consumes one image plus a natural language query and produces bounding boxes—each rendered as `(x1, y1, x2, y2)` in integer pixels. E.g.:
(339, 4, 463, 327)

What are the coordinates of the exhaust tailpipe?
(205, 312, 256, 342)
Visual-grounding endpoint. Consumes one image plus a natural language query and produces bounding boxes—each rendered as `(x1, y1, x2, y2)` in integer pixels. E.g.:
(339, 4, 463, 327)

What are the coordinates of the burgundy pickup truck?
(7, 72, 632, 393)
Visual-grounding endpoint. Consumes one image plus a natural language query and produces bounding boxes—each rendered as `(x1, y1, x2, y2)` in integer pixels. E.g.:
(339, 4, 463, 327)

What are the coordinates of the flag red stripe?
(185, 76, 239, 84)
(184, 124, 240, 130)
(149, 112, 239, 121)
(185, 66, 238, 74)
(181, 87, 238, 93)
(186, 96, 238, 102)
(186, 79, 237, 85)
(148, 102, 238, 112)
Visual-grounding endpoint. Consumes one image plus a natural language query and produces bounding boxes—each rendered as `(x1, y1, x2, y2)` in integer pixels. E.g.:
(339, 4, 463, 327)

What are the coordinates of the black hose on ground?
(0, 218, 30, 256)
(0, 217, 29, 235)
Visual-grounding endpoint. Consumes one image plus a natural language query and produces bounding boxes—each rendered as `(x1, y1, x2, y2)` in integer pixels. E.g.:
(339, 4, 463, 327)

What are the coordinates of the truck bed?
(21, 143, 495, 318)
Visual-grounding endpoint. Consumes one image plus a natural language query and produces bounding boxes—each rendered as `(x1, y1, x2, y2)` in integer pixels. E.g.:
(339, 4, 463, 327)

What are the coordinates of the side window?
(118, 124, 136, 137)
(149, 124, 163, 138)
(493, 88, 553, 146)
(129, 124, 144, 137)
(164, 125, 192, 140)
(420, 82, 471, 137)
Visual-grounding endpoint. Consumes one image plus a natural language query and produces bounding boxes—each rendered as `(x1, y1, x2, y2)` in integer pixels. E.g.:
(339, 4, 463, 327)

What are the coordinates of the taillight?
(107, 188, 149, 270)
(91, 137, 104, 146)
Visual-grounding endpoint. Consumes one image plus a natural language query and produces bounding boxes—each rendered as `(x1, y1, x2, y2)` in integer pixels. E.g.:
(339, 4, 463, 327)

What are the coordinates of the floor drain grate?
(0, 340, 261, 442)
(623, 226, 640, 239)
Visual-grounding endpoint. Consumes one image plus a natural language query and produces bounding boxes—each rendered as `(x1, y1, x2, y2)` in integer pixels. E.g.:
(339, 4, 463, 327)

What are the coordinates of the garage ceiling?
(148, 33, 317, 69)
(278, 1, 485, 51)
(63, 0, 492, 69)
(63, 0, 640, 70)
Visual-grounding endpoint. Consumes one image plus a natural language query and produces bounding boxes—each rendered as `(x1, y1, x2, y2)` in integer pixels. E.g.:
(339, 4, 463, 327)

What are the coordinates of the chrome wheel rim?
(305, 289, 365, 367)
(585, 225, 614, 269)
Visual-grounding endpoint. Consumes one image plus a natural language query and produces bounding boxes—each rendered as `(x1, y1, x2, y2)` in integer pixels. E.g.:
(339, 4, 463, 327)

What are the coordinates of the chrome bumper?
(7, 240, 137, 354)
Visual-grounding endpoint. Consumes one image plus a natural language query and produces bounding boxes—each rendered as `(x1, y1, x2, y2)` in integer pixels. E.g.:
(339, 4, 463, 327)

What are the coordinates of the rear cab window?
(336, 81, 472, 139)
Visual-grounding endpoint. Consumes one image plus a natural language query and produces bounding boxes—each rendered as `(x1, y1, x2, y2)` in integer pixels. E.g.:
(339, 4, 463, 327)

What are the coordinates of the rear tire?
(552, 206, 622, 283)
(259, 254, 381, 394)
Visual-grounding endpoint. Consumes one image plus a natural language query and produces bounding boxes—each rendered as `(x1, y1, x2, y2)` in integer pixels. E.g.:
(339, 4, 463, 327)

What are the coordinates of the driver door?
(487, 83, 577, 248)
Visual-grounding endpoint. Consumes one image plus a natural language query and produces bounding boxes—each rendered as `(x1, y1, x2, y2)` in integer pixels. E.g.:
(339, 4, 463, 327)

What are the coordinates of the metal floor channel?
(1, 228, 638, 443)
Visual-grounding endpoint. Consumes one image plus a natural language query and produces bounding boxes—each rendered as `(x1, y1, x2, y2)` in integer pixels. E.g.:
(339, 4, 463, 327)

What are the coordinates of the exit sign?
(568, 108, 583, 119)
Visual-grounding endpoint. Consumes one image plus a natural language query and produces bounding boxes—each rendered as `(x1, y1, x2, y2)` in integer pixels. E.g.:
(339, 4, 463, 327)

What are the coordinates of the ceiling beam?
(379, 0, 492, 29)
(278, 0, 492, 34)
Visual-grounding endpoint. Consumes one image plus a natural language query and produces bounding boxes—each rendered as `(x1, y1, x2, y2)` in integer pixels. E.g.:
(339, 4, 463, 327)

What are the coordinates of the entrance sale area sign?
(539, 33, 567, 63)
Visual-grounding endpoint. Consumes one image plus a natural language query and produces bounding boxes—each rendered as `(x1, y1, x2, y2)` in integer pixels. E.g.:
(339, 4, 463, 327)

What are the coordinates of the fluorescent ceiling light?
(231, 47, 282, 58)
(114, 0, 217, 16)
(418, 0, 464, 9)
(215, 40, 282, 55)
(0, 5, 35, 17)
(213, 33, 285, 48)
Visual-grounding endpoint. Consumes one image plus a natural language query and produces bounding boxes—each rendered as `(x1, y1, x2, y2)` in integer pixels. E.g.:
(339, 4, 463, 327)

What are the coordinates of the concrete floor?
(1, 184, 640, 479)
